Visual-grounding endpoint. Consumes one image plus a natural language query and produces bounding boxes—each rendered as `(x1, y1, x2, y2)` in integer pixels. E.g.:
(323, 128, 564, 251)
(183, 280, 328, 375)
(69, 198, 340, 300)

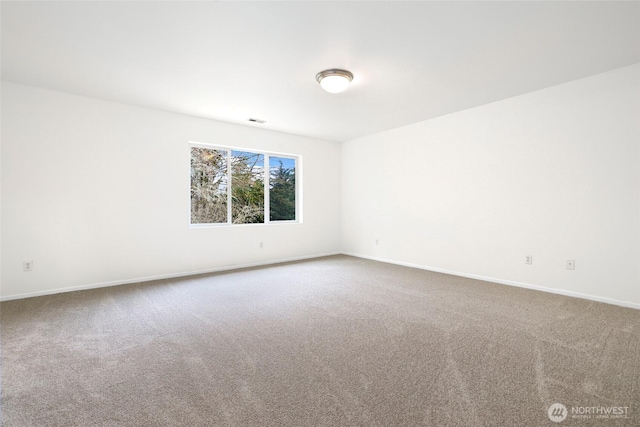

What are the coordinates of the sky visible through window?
(230, 151, 295, 169)
(272, 157, 295, 169)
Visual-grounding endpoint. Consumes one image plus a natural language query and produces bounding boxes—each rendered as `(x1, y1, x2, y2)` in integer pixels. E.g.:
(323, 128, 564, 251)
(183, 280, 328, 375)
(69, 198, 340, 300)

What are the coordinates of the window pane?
(231, 151, 265, 224)
(269, 157, 296, 221)
(190, 147, 228, 224)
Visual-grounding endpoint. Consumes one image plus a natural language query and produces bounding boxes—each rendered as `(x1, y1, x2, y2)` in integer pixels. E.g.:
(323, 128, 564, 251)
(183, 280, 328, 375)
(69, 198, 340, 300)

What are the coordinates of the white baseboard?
(342, 252, 640, 310)
(4, 251, 639, 310)
(0, 252, 341, 302)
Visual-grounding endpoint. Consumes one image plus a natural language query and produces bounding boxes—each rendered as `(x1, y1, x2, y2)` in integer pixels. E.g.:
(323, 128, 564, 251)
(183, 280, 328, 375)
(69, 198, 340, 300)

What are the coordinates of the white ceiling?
(2, 1, 639, 142)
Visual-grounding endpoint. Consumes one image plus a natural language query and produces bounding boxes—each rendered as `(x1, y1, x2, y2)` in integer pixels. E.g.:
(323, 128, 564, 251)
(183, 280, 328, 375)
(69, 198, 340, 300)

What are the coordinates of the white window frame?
(189, 141, 302, 227)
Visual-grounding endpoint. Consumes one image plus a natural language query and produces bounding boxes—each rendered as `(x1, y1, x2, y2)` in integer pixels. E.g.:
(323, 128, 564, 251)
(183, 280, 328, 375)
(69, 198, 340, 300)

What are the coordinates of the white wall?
(342, 64, 640, 307)
(4, 65, 640, 307)
(1, 82, 342, 300)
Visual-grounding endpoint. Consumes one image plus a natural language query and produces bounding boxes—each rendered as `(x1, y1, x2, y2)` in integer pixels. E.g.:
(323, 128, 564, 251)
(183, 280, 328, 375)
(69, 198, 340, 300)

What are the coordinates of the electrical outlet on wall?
(23, 261, 33, 271)
(525, 255, 533, 265)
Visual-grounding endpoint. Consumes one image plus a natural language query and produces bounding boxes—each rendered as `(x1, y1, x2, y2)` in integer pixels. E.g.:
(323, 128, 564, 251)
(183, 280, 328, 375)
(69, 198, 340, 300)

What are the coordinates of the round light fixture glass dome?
(316, 69, 353, 94)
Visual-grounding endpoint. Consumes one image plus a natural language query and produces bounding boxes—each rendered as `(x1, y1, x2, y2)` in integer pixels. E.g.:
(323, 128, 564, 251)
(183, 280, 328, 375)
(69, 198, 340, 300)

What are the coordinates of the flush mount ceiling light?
(315, 69, 353, 94)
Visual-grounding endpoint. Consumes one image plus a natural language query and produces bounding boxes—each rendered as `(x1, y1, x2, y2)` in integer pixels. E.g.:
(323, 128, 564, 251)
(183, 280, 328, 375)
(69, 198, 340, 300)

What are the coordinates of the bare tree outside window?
(190, 147, 228, 224)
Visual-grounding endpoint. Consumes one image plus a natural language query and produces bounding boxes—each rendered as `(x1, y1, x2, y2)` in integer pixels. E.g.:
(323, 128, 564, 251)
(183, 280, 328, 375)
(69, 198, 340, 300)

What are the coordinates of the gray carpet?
(1, 255, 639, 426)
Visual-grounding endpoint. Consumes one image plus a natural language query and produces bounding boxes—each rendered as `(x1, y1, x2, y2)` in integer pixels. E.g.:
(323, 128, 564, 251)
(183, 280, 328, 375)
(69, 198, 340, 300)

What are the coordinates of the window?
(190, 144, 299, 225)
(269, 156, 296, 221)
(231, 150, 265, 224)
